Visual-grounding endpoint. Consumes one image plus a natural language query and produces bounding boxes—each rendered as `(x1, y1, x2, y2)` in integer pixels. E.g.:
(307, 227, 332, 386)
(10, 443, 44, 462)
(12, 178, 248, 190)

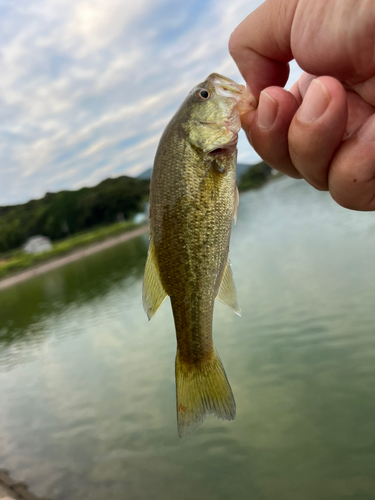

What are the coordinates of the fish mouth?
(224, 109, 241, 132)
(208, 134, 238, 157)
(200, 112, 240, 134)
(209, 74, 243, 96)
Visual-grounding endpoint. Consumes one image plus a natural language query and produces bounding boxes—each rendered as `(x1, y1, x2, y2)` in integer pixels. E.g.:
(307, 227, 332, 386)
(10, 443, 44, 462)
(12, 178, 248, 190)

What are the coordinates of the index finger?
(229, 0, 298, 97)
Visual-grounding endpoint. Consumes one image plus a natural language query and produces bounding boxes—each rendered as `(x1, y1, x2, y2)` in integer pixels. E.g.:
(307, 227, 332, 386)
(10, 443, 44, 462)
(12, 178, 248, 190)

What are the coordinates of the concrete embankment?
(0, 225, 149, 291)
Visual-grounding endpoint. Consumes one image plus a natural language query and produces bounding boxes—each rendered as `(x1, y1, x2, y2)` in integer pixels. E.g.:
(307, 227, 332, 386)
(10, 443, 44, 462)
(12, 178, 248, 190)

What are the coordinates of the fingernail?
(298, 73, 316, 98)
(257, 91, 278, 129)
(299, 79, 330, 122)
(358, 115, 375, 143)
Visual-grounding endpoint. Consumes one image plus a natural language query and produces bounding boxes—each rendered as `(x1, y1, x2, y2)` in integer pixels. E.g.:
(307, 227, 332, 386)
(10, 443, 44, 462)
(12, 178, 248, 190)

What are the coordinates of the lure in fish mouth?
(208, 73, 257, 115)
(143, 73, 257, 437)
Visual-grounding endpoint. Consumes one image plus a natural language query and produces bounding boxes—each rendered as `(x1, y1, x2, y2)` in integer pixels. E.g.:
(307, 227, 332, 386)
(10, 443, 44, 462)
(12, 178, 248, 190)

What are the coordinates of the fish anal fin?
(175, 350, 236, 438)
(216, 260, 241, 316)
(142, 240, 167, 320)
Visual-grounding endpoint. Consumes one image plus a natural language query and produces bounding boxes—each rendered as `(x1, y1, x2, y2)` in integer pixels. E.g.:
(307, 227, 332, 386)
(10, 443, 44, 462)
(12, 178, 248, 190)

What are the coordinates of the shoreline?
(0, 225, 149, 291)
(0, 468, 48, 500)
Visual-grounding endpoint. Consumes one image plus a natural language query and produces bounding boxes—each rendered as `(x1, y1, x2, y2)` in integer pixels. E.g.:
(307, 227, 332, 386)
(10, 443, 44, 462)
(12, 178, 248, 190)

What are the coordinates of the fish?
(142, 73, 257, 438)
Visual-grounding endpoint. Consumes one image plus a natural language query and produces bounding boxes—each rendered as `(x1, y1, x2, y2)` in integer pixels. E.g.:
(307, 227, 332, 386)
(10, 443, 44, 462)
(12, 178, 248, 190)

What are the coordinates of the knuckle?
(330, 178, 372, 211)
(330, 190, 359, 210)
(329, 154, 375, 211)
(228, 31, 240, 58)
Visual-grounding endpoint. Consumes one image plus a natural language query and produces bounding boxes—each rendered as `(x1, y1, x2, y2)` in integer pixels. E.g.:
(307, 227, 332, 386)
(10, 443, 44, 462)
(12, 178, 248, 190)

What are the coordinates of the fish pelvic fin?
(216, 260, 241, 316)
(142, 240, 168, 320)
(175, 350, 236, 438)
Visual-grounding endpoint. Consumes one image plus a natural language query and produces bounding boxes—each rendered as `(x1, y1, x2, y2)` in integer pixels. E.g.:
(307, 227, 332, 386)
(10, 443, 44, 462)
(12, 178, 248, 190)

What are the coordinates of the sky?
(0, 0, 303, 206)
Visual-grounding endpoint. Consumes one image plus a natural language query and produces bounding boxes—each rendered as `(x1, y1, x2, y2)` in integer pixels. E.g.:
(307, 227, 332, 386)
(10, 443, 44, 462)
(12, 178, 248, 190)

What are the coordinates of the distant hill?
(0, 161, 274, 254)
(0, 176, 149, 253)
(137, 163, 253, 182)
(237, 161, 272, 191)
(236, 163, 252, 182)
(137, 168, 152, 180)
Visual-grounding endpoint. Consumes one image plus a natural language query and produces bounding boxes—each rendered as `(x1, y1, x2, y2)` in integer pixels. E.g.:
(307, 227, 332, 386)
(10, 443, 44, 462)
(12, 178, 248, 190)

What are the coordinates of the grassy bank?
(0, 221, 141, 280)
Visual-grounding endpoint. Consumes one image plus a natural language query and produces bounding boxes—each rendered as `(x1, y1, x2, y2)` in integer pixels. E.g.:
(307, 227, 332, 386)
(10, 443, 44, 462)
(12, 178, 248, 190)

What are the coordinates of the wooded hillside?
(0, 176, 149, 253)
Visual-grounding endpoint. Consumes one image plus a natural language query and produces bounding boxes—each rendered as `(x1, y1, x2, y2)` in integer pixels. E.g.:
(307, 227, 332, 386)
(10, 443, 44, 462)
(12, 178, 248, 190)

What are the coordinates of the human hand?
(229, 0, 375, 210)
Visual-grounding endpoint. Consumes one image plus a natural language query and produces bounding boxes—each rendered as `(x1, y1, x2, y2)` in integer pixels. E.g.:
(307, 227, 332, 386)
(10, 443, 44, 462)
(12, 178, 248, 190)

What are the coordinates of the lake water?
(1, 177, 375, 500)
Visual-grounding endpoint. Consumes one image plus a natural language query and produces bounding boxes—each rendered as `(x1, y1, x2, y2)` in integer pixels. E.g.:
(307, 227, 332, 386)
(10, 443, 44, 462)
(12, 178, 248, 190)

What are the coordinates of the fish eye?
(197, 89, 210, 100)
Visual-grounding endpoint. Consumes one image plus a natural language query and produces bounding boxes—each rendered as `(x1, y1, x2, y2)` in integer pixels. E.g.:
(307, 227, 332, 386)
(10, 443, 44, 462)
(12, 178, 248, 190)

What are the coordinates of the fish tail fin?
(175, 350, 236, 438)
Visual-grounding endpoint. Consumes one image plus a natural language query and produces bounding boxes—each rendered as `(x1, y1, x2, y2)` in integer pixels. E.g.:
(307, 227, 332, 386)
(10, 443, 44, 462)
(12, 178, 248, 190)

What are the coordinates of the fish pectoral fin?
(142, 240, 168, 321)
(216, 260, 241, 316)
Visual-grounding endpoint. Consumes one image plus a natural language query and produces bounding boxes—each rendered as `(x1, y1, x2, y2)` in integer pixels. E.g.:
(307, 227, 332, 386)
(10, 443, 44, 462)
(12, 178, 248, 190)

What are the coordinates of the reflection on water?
(0, 237, 148, 356)
(1, 178, 375, 500)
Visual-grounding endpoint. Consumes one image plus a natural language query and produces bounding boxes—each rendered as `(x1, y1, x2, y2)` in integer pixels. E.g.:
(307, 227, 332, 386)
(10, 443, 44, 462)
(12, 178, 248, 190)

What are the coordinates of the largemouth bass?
(143, 73, 256, 437)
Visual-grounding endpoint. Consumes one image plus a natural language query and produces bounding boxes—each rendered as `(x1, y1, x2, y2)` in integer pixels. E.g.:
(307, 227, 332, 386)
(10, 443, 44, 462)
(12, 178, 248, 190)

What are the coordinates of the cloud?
(0, 0, 302, 206)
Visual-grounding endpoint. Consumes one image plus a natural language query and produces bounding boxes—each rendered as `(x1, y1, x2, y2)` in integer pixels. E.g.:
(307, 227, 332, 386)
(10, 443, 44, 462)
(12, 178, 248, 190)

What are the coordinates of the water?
(1, 177, 375, 500)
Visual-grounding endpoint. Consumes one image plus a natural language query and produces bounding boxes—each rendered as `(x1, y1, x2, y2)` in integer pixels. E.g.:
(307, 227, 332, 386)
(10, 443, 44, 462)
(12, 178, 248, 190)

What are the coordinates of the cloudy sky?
(0, 0, 302, 206)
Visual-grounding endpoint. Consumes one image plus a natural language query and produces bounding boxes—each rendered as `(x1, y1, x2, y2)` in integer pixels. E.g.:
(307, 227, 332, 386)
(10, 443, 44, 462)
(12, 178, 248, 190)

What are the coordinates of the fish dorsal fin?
(216, 260, 241, 316)
(234, 184, 239, 225)
(142, 240, 168, 320)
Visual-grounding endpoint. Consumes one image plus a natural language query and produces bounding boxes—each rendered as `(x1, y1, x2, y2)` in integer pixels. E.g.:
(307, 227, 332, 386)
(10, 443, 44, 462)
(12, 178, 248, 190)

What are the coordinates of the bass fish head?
(178, 73, 257, 159)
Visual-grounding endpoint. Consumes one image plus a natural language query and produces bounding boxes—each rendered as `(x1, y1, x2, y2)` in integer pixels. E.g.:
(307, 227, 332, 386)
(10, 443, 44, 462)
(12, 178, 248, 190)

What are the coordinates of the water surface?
(1, 177, 375, 500)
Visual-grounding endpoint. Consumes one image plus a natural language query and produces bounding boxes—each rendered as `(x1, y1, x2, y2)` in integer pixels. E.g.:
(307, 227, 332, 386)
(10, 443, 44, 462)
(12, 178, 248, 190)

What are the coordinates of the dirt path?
(0, 225, 149, 291)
